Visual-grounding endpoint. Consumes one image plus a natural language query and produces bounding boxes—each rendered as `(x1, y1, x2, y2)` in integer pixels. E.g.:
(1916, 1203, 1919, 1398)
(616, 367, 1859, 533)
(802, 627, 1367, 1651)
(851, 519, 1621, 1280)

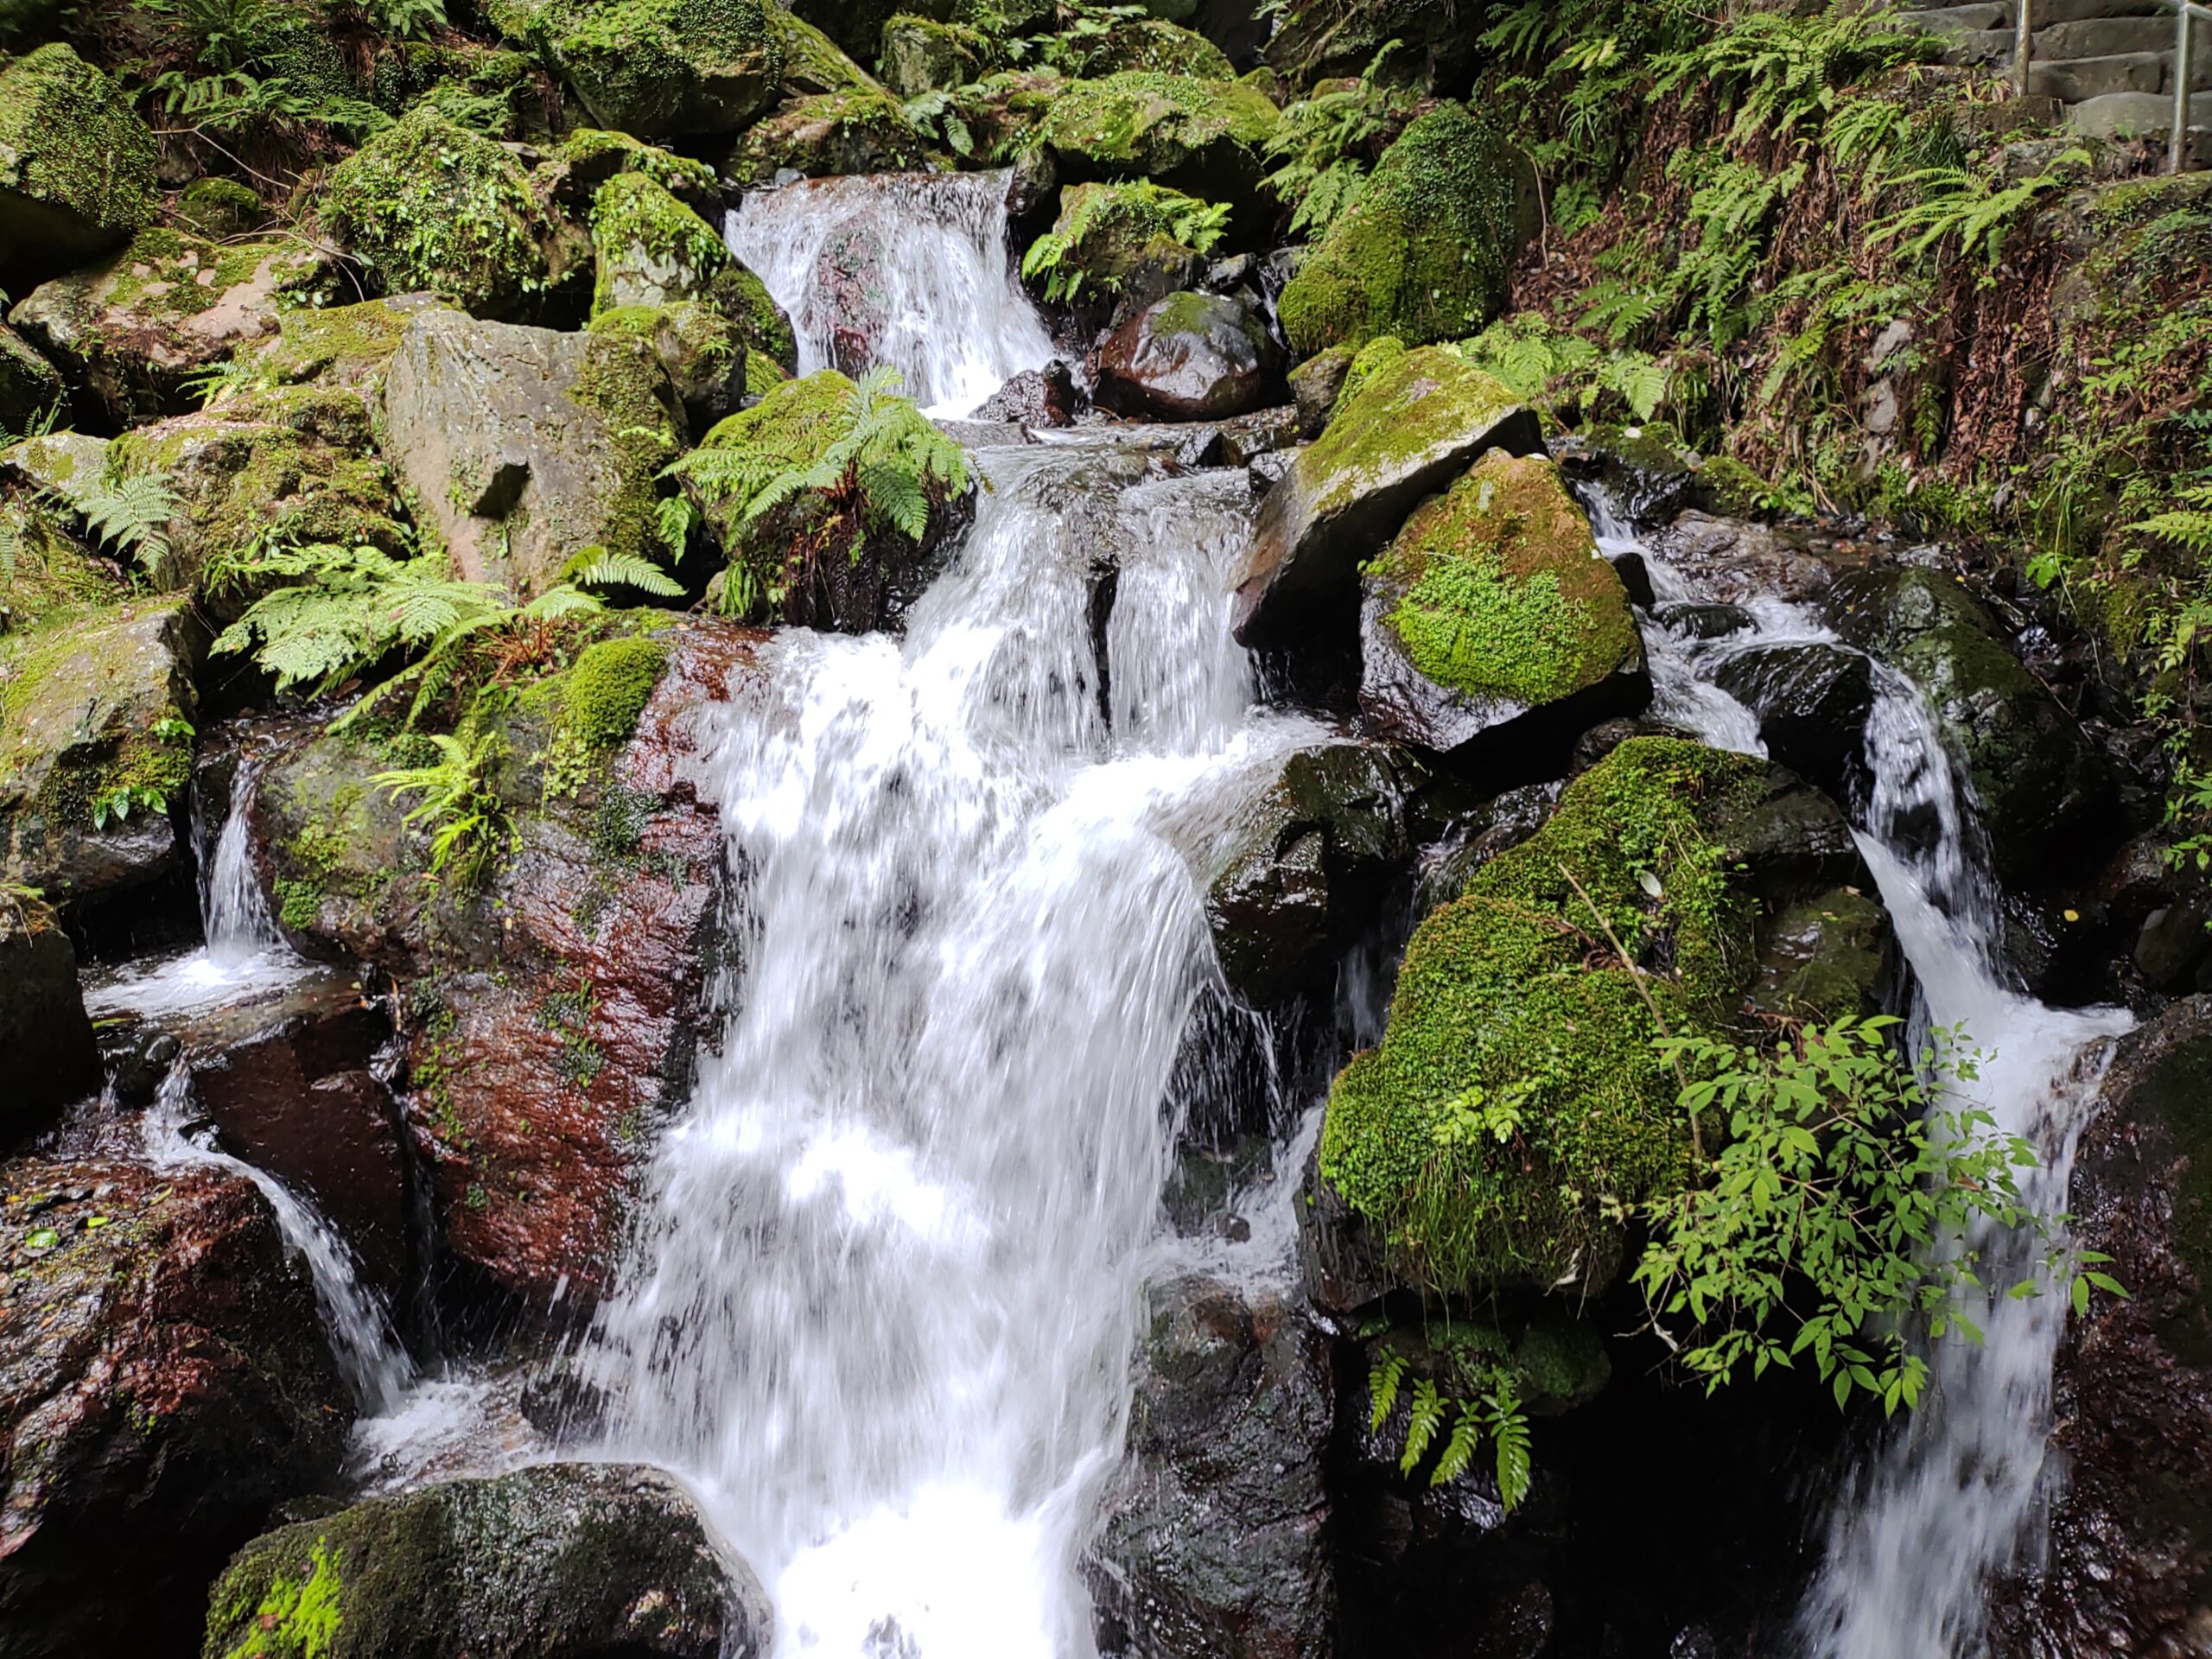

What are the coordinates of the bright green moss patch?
(1039, 70, 1279, 184)
(1279, 101, 1519, 356)
(221, 1538, 342, 1659)
(722, 87, 933, 182)
(1319, 736, 1765, 1295)
(588, 172, 727, 314)
(0, 44, 158, 255)
(1368, 451, 1637, 708)
(1298, 346, 1524, 519)
(562, 637, 667, 751)
(505, 0, 783, 138)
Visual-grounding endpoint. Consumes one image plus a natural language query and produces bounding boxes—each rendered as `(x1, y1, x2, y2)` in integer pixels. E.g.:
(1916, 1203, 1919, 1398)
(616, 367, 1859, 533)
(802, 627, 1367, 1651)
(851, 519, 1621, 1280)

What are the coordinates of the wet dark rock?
(202, 1462, 769, 1659)
(1989, 996, 2212, 1656)
(1710, 643, 1875, 805)
(1652, 601, 1755, 640)
(1287, 345, 1351, 438)
(1203, 741, 1415, 1008)
(0, 323, 61, 435)
(1553, 423, 1700, 527)
(1643, 512, 1847, 604)
(1216, 405, 1300, 467)
(1824, 565, 2114, 889)
(1749, 883, 1897, 1021)
(253, 626, 752, 1321)
(0, 919, 98, 1141)
(0, 1156, 351, 1656)
(976, 359, 1085, 426)
(1089, 1274, 1334, 1659)
(1095, 292, 1284, 423)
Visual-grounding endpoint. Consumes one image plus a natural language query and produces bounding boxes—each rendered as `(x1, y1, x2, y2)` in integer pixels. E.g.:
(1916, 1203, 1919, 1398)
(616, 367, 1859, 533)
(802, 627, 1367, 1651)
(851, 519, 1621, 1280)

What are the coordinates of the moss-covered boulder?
(490, 0, 783, 138)
(1231, 346, 1541, 652)
(789, 0, 909, 66)
(0, 597, 203, 906)
(321, 107, 588, 321)
(879, 14, 993, 97)
(254, 624, 754, 1315)
(218, 293, 450, 425)
(1262, 0, 1476, 92)
(589, 172, 728, 315)
(721, 86, 934, 183)
(0, 1156, 350, 1654)
(1314, 736, 1887, 1300)
(1823, 566, 2113, 888)
(776, 4, 884, 96)
(0, 490, 116, 637)
(1278, 102, 1522, 357)
(1039, 70, 1280, 208)
(683, 369, 975, 632)
(1022, 179, 1220, 318)
(1052, 12, 1235, 79)
(175, 175, 265, 240)
(201, 1463, 770, 1659)
(534, 126, 722, 222)
(944, 66, 1068, 159)
(0, 45, 158, 277)
(588, 300, 747, 429)
(9, 229, 339, 426)
(0, 320, 60, 434)
(1358, 452, 1647, 755)
(1095, 289, 1283, 421)
(379, 308, 684, 598)
(0, 898, 99, 1137)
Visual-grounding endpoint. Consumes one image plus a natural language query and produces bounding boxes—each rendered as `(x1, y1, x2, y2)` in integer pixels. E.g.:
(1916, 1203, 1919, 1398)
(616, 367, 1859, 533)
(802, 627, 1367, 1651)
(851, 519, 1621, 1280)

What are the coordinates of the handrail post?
(2014, 0, 2032, 98)
(2177, 0, 2195, 175)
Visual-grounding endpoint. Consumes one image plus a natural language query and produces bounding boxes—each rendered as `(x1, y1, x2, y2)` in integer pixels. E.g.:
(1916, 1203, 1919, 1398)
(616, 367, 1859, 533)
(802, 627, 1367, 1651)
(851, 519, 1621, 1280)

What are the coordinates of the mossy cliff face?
(1278, 101, 1522, 357)
(321, 107, 586, 322)
(1359, 451, 1644, 752)
(200, 1463, 770, 1659)
(1319, 736, 1819, 1304)
(0, 44, 157, 273)
(492, 0, 783, 138)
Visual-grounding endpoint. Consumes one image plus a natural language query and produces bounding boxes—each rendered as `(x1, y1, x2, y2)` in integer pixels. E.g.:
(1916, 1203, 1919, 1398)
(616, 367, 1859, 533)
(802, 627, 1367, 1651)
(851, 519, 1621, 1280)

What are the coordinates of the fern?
(1484, 1381, 1534, 1510)
(1367, 1350, 1408, 1434)
(904, 90, 975, 159)
(1020, 183, 1229, 302)
(371, 728, 511, 890)
(1432, 1413, 1482, 1487)
(561, 545, 684, 599)
(1868, 151, 2090, 276)
(1399, 1378, 1446, 1475)
(77, 472, 177, 574)
(1262, 41, 1418, 238)
(1649, 7, 1936, 149)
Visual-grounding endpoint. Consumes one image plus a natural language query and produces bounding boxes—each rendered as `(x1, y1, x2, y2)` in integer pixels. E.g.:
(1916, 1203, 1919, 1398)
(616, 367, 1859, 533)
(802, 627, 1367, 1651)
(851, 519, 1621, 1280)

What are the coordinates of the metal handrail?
(2012, 0, 2212, 172)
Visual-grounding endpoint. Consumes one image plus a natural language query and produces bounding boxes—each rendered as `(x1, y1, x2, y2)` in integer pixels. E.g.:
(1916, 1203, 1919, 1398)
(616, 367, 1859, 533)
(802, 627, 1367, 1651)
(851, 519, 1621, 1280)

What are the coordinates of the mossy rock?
(590, 172, 728, 315)
(1278, 102, 1522, 357)
(491, 0, 784, 138)
(558, 635, 669, 752)
(777, 5, 883, 96)
(0, 597, 204, 906)
(200, 1463, 770, 1659)
(9, 227, 339, 426)
(1358, 451, 1646, 754)
(1025, 179, 1218, 309)
(223, 294, 450, 422)
(321, 106, 588, 321)
(1039, 70, 1280, 208)
(1287, 343, 1354, 435)
(788, 0, 911, 65)
(721, 87, 935, 183)
(1262, 0, 1476, 92)
(176, 176, 266, 240)
(1319, 738, 1764, 1296)
(879, 14, 994, 98)
(537, 127, 721, 220)
(943, 67, 1068, 159)
(709, 258, 798, 374)
(0, 44, 158, 276)
(0, 494, 116, 637)
(0, 914, 99, 1135)
(1051, 13, 1235, 79)
(0, 320, 61, 434)
(1231, 345, 1541, 652)
(588, 300, 747, 428)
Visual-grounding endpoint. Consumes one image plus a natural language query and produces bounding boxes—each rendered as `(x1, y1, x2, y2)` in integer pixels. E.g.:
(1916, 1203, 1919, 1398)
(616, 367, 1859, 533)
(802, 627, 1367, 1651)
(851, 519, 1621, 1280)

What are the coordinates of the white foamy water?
(577, 443, 1319, 1658)
(1601, 491, 2133, 1656)
(725, 171, 1056, 418)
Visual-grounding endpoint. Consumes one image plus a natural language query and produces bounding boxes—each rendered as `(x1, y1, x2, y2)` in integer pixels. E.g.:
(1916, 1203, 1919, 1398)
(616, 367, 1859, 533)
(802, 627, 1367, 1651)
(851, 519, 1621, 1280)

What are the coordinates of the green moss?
(564, 330, 686, 569)
(588, 172, 727, 315)
(1298, 346, 1523, 518)
(512, 0, 783, 139)
(223, 1538, 342, 1659)
(877, 15, 994, 98)
(177, 177, 264, 239)
(1368, 451, 1637, 707)
(1039, 70, 1279, 182)
(1319, 736, 1765, 1294)
(561, 636, 667, 751)
(0, 44, 158, 253)
(723, 87, 933, 183)
(1027, 180, 1223, 298)
(321, 107, 563, 318)
(1279, 101, 1518, 356)
(709, 263, 798, 371)
(550, 127, 719, 206)
(1050, 15, 1233, 79)
(1333, 334, 1405, 414)
(778, 6, 877, 94)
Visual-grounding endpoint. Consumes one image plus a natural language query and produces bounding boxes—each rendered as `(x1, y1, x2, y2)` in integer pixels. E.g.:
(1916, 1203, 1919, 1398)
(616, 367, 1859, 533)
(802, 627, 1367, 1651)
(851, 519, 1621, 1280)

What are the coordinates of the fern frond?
(1401, 1378, 1445, 1474)
(567, 549, 683, 597)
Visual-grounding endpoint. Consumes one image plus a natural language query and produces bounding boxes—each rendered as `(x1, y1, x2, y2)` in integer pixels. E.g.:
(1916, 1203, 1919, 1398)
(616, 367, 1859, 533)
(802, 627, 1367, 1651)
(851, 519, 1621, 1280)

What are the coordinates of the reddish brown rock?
(0, 1156, 350, 1656)
(1095, 291, 1283, 423)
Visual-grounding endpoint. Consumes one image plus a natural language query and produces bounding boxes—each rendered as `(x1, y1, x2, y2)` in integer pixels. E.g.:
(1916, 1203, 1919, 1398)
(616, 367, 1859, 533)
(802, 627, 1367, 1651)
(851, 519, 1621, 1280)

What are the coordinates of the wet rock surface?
(1095, 291, 1284, 422)
(203, 1461, 770, 1659)
(0, 921, 99, 1141)
(0, 1157, 351, 1657)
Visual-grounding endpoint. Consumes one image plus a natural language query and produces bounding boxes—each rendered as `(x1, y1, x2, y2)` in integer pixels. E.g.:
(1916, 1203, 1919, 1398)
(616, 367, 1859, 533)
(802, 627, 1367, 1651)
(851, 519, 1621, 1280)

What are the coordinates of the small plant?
(370, 726, 512, 890)
(904, 90, 975, 159)
(90, 782, 171, 831)
(1262, 41, 1421, 238)
(1368, 1346, 1535, 1510)
(75, 472, 177, 575)
(1020, 185, 1230, 303)
(0, 881, 54, 941)
(1868, 150, 2091, 279)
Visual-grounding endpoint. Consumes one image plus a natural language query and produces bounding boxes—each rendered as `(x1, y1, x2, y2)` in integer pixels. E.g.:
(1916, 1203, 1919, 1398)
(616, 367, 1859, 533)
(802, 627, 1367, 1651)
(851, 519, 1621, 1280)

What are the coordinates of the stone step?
(2036, 16, 2195, 57)
(2031, 51, 2166, 100)
(2069, 86, 2212, 134)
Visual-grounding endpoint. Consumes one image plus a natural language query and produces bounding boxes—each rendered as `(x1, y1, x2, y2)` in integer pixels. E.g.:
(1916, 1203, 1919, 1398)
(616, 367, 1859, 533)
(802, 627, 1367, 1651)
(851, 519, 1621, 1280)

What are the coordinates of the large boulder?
(1230, 347, 1541, 652)
(1710, 643, 1876, 807)
(1278, 102, 1523, 358)
(1263, 0, 1477, 92)
(201, 1463, 771, 1659)
(218, 294, 451, 425)
(1204, 741, 1414, 1008)
(490, 0, 784, 138)
(1021, 180, 1220, 321)
(0, 45, 158, 279)
(879, 15, 994, 98)
(0, 1157, 352, 1656)
(588, 302, 751, 431)
(790, 0, 906, 71)
(1039, 71, 1280, 210)
(379, 308, 684, 599)
(321, 108, 588, 321)
(588, 173, 736, 315)
(9, 230, 336, 427)
(1358, 452, 1647, 757)
(721, 86, 934, 182)
(533, 126, 723, 223)
(252, 625, 752, 1318)
(1989, 997, 2212, 1656)
(1823, 565, 2113, 888)
(1053, 13, 1235, 79)
(1088, 1274, 1335, 1659)
(0, 598, 202, 908)
(1314, 737, 1887, 1300)
(0, 901, 99, 1140)
(1096, 291, 1283, 422)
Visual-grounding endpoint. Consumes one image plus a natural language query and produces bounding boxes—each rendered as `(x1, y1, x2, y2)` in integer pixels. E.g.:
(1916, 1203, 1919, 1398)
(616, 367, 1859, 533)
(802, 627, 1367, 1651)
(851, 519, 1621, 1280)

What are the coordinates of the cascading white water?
(143, 1059, 413, 1413)
(724, 171, 1056, 418)
(584, 442, 1320, 1658)
(1605, 501, 2133, 1656)
(199, 758, 282, 965)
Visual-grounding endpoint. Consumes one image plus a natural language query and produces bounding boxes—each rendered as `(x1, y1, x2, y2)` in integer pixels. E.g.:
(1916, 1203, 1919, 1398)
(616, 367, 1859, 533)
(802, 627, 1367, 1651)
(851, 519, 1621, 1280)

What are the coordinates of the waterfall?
(198, 757, 282, 964)
(585, 442, 1319, 1657)
(1609, 499, 2133, 1656)
(143, 1060, 413, 1413)
(724, 171, 1057, 418)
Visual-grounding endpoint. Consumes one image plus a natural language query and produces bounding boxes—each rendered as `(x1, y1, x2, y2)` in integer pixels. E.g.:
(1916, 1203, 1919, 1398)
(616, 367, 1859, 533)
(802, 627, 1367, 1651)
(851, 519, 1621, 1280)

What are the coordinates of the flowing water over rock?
(1600, 499, 2135, 1657)
(581, 442, 1321, 1657)
(725, 171, 1056, 418)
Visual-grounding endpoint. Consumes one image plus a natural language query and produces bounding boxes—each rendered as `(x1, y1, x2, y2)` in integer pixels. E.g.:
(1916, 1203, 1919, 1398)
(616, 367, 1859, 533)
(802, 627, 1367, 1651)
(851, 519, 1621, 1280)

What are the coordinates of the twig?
(1557, 860, 1706, 1161)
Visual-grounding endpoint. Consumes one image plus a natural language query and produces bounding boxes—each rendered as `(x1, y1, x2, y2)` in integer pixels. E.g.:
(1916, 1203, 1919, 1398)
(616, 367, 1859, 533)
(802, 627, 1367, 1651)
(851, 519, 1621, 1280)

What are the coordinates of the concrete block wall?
(1902, 0, 2212, 145)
